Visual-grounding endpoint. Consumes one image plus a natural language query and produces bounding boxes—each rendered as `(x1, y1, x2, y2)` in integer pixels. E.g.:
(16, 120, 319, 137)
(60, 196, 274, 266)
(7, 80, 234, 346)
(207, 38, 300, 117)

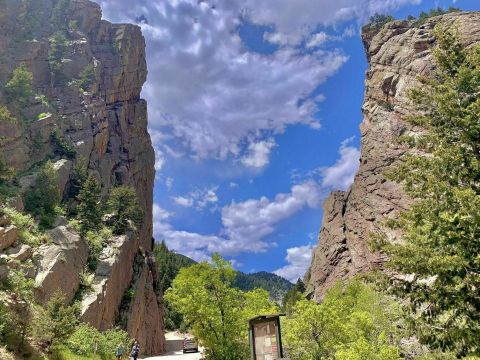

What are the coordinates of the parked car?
(183, 337, 199, 353)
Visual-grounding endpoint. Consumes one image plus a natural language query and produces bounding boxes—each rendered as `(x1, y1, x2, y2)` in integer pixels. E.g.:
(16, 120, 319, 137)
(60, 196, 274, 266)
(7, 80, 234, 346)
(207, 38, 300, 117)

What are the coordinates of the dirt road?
(143, 332, 203, 360)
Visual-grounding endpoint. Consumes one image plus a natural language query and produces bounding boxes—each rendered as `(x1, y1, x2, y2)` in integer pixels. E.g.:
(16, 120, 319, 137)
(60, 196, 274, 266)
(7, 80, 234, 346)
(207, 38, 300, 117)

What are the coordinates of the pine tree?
(373, 25, 480, 356)
(107, 186, 143, 235)
(77, 175, 102, 233)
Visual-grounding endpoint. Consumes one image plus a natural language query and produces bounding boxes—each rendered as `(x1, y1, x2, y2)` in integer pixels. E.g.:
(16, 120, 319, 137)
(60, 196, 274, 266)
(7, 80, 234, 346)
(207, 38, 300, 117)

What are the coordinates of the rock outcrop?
(0, 0, 164, 354)
(305, 12, 480, 302)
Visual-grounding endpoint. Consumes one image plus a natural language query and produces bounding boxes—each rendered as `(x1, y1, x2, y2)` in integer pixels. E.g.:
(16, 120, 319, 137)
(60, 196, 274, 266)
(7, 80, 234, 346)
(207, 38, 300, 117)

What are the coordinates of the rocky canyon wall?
(304, 12, 480, 302)
(0, 0, 164, 354)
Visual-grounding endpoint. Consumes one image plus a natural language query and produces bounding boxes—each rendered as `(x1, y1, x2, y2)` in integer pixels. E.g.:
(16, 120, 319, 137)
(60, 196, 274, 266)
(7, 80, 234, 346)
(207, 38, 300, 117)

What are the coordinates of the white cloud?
(244, 0, 422, 46)
(241, 139, 276, 169)
(165, 177, 174, 190)
(94, 0, 349, 167)
(154, 146, 165, 171)
(153, 139, 359, 260)
(274, 245, 314, 282)
(153, 180, 322, 260)
(307, 32, 329, 48)
(172, 196, 194, 208)
(221, 180, 323, 247)
(171, 186, 219, 210)
(320, 137, 360, 190)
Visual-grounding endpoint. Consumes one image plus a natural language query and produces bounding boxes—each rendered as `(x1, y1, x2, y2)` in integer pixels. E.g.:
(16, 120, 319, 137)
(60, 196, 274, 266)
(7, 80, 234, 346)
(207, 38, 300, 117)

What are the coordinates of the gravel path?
(143, 332, 203, 360)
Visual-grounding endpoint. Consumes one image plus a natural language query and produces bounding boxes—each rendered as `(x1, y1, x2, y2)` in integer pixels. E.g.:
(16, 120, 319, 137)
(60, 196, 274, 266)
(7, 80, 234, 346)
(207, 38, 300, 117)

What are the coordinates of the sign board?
(249, 314, 285, 360)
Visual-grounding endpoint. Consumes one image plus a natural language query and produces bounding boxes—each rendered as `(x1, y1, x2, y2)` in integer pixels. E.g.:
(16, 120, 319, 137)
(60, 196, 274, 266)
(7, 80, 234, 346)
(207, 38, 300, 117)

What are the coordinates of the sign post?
(248, 314, 286, 360)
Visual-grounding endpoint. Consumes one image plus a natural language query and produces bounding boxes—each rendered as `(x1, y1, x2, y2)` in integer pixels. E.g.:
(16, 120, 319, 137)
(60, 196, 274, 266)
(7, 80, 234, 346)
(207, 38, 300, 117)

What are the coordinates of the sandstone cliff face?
(0, 0, 164, 354)
(305, 12, 480, 302)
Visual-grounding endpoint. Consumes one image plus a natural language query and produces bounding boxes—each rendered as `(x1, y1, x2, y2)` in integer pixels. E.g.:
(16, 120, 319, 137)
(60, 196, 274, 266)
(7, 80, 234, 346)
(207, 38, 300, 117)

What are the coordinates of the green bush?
(77, 64, 95, 91)
(51, 130, 76, 159)
(24, 161, 61, 228)
(1, 206, 48, 247)
(66, 323, 130, 358)
(4, 65, 33, 108)
(32, 292, 79, 346)
(0, 106, 16, 123)
(107, 186, 143, 235)
(367, 13, 395, 29)
(84, 227, 112, 271)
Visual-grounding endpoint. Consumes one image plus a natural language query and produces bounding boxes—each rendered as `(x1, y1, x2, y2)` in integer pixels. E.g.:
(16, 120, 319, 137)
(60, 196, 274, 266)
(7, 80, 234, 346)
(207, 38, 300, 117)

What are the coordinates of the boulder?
(0, 225, 18, 251)
(34, 226, 88, 304)
(7, 244, 34, 262)
(52, 159, 73, 197)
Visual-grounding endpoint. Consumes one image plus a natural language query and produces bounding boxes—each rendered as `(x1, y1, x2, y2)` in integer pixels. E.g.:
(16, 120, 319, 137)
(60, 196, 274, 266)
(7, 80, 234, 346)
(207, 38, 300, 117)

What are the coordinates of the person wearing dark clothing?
(131, 341, 140, 360)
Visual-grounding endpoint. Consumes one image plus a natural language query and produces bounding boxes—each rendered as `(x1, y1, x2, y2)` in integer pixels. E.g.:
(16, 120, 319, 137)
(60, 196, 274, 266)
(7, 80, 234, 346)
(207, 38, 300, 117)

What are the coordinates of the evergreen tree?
(77, 175, 102, 233)
(107, 186, 143, 235)
(373, 26, 480, 356)
(24, 161, 60, 228)
(282, 279, 305, 315)
(4, 64, 33, 108)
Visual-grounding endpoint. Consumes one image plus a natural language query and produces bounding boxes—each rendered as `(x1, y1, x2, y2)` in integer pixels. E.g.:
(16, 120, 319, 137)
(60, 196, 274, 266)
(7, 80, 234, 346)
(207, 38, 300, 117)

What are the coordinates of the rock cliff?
(305, 12, 480, 302)
(0, 0, 165, 354)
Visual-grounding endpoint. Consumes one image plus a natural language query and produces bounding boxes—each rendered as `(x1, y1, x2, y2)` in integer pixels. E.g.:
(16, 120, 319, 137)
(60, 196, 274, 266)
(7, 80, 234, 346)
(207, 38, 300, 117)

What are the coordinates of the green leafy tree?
(77, 175, 102, 233)
(4, 65, 33, 108)
(165, 253, 278, 360)
(372, 26, 480, 356)
(282, 279, 305, 315)
(283, 279, 403, 360)
(24, 161, 60, 228)
(107, 186, 143, 235)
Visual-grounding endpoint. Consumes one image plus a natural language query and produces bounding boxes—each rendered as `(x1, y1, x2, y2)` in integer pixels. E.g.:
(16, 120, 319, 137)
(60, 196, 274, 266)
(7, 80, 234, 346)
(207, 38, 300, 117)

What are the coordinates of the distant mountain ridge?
(155, 243, 292, 302)
(233, 271, 294, 302)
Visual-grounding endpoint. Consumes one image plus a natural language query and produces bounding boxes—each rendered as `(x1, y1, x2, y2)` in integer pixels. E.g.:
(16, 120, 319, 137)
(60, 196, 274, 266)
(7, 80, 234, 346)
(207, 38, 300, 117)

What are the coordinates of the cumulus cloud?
(154, 180, 322, 259)
(153, 139, 359, 260)
(172, 186, 219, 210)
(320, 138, 360, 190)
(241, 139, 276, 169)
(274, 245, 314, 282)
(94, 0, 351, 167)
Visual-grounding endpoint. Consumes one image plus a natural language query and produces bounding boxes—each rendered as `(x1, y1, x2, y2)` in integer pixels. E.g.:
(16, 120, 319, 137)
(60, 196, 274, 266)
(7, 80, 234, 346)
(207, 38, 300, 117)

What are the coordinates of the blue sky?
(96, 0, 480, 282)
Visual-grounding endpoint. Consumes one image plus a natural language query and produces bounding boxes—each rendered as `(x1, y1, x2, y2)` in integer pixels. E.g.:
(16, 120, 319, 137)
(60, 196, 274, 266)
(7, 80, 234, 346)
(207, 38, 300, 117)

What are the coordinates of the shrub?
(66, 323, 130, 357)
(4, 65, 33, 108)
(84, 227, 112, 271)
(77, 64, 95, 92)
(367, 13, 395, 29)
(51, 130, 76, 159)
(32, 292, 79, 346)
(0, 106, 16, 123)
(24, 161, 61, 229)
(107, 186, 143, 235)
(1, 206, 48, 247)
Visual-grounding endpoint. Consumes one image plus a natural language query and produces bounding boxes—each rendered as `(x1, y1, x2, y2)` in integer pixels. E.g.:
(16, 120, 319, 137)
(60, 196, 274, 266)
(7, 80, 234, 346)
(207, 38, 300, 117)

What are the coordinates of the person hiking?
(131, 341, 140, 360)
(115, 343, 124, 360)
